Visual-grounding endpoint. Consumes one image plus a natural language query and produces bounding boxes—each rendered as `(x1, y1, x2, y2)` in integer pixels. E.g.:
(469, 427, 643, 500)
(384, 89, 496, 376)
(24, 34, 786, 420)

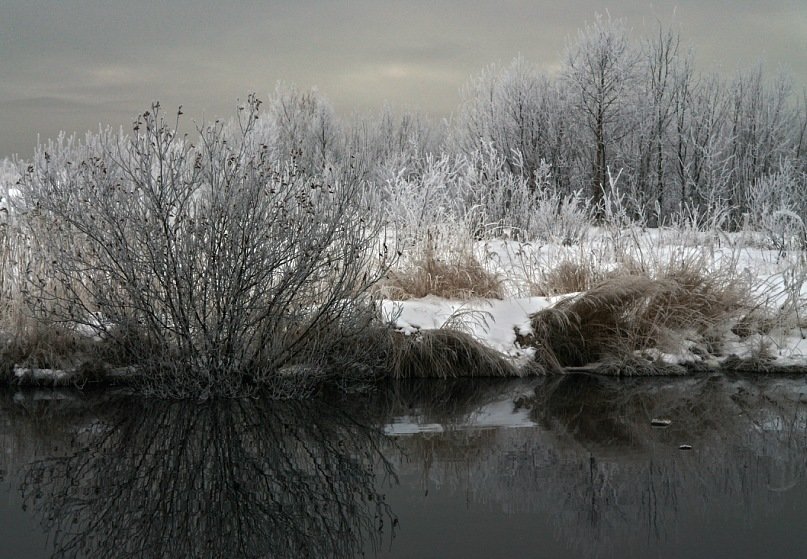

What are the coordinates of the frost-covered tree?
(564, 15, 639, 214)
(259, 83, 342, 175)
(347, 104, 441, 185)
(635, 26, 688, 222)
(675, 73, 734, 214)
(453, 57, 575, 190)
(726, 68, 799, 220)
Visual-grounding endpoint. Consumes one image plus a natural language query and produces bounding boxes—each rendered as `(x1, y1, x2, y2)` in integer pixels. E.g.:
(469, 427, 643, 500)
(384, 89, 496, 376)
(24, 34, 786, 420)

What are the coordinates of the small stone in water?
(651, 418, 672, 427)
(679, 444, 693, 450)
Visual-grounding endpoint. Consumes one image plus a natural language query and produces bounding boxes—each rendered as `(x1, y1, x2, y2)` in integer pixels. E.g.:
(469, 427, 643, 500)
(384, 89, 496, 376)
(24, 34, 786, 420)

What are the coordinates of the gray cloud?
(2, 0, 805, 158)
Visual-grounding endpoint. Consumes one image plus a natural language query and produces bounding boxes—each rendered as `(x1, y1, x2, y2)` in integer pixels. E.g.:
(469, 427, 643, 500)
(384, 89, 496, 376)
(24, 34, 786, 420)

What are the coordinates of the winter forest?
(2, 17, 807, 396)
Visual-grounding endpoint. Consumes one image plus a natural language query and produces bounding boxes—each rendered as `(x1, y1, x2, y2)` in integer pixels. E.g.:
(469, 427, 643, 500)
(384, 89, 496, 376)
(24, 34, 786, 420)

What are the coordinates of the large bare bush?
(14, 97, 391, 396)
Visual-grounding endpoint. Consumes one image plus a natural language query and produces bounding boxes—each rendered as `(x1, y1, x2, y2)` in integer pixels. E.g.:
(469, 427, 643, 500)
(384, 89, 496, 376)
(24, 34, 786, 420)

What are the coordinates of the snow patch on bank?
(383, 229, 807, 372)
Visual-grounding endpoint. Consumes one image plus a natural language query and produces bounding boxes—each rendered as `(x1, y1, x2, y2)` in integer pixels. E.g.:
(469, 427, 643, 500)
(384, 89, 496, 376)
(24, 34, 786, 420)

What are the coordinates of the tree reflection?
(19, 397, 396, 559)
(527, 374, 807, 549)
(380, 374, 807, 557)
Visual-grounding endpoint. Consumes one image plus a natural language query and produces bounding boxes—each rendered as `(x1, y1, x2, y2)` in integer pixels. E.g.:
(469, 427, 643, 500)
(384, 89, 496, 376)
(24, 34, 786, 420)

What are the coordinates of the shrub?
(14, 97, 391, 397)
(459, 144, 592, 244)
(746, 164, 807, 253)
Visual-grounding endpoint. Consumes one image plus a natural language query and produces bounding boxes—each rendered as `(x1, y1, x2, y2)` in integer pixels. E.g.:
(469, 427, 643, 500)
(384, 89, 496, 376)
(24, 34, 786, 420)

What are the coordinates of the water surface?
(1, 374, 805, 558)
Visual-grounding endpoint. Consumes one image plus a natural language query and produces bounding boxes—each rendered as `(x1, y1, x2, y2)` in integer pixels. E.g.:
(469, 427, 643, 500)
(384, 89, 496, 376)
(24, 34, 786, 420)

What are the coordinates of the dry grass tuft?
(0, 320, 90, 371)
(314, 320, 520, 390)
(525, 261, 748, 372)
(527, 275, 658, 370)
(531, 258, 604, 296)
(389, 328, 518, 379)
(381, 243, 503, 300)
(643, 264, 745, 332)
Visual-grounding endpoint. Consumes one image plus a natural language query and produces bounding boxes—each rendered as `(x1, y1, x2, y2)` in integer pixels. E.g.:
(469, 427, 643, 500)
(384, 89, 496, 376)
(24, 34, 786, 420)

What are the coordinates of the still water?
(1, 374, 806, 558)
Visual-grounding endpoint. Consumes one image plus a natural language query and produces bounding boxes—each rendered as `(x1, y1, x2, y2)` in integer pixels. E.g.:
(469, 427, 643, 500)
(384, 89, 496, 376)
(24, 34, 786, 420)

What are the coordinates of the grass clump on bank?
(382, 241, 503, 301)
(523, 259, 750, 374)
(530, 257, 604, 296)
(385, 328, 517, 378)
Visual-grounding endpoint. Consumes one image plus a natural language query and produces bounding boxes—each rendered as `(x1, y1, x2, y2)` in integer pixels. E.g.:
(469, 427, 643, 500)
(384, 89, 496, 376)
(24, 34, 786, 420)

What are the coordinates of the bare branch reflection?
(19, 397, 396, 559)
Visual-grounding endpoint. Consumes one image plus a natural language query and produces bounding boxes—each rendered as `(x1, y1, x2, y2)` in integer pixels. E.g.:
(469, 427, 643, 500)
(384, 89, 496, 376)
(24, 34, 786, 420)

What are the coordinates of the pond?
(1, 374, 806, 558)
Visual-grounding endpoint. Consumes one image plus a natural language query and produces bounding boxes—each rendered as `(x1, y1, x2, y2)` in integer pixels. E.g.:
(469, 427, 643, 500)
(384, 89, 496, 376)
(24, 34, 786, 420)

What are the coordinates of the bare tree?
(673, 72, 734, 217)
(642, 26, 685, 222)
(259, 83, 342, 175)
(727, 67, 799, 222)
(454, 57, 573, 189)
(347, 104, 441, 186)
(564, 15, 639, 216)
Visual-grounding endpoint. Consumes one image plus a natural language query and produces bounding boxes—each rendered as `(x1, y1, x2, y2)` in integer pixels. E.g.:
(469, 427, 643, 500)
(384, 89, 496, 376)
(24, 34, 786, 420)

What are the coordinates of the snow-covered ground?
(383, 228, 807, 371)
(382, 296, 554, 359)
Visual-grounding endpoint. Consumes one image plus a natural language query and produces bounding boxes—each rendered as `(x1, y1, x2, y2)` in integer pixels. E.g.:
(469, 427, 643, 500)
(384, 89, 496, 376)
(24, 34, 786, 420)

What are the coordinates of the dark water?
(1, 374, 806, 559)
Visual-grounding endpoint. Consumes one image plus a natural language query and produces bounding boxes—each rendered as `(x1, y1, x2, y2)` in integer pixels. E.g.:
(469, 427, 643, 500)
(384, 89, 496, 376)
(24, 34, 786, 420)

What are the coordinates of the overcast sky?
(1, 1, 805, 158)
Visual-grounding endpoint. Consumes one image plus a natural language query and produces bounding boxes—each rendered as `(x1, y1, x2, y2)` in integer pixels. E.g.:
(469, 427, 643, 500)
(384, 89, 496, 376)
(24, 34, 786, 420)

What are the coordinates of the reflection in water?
(530, 374, 807, 553)
(12, 396, 396, 559)
(2, 374, 807, 559)
(376, 375, 807, 558)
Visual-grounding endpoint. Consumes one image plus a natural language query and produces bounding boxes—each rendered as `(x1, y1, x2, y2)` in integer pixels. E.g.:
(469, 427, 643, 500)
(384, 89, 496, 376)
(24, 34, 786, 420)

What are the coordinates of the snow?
(14, 366, 72, 383)
(383, 227, 807, 372)
(382, 295, 554, 358)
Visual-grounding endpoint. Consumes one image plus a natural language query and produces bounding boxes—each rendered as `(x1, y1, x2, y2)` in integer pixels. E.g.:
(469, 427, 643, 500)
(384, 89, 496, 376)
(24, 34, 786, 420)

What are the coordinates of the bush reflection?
(18, 397, 396, 559)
